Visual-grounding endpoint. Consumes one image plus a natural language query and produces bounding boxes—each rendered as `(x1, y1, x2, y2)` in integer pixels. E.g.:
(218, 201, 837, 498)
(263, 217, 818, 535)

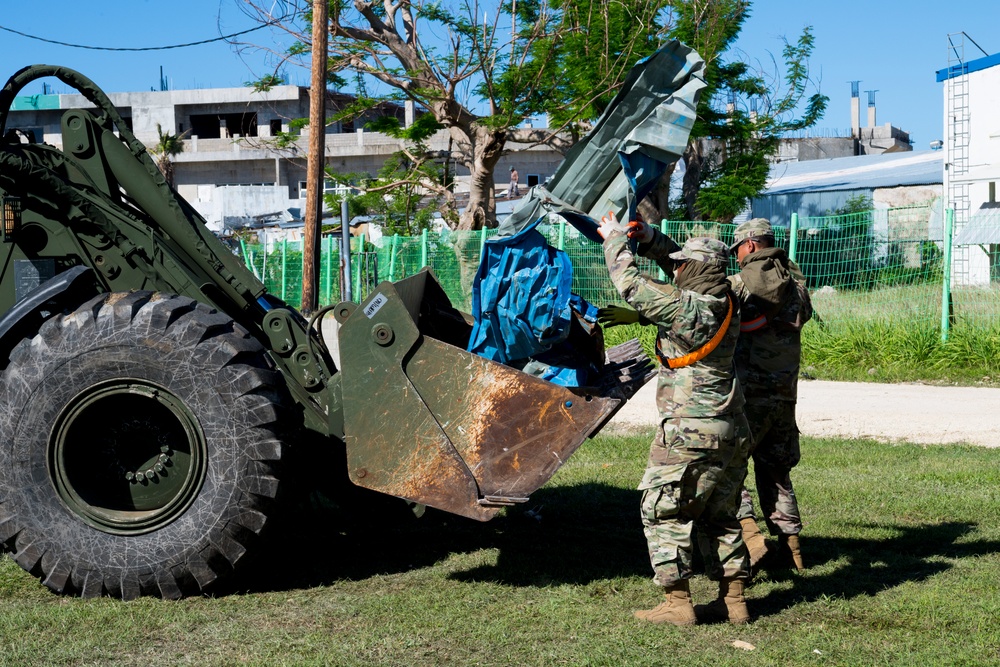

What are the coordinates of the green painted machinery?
(0, 65, 650, 599)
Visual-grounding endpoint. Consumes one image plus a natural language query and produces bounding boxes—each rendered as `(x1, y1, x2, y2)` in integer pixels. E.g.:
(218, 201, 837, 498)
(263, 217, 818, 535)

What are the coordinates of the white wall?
(944, 59, 1000, 284)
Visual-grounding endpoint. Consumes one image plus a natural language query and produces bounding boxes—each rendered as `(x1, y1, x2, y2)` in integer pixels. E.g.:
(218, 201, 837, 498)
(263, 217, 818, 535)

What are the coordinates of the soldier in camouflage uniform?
(728, 218, 813, 571)
(598, 215, 752, 626)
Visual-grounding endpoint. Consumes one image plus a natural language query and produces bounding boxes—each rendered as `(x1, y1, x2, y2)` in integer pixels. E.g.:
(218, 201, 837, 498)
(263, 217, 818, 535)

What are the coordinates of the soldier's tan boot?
(634, 580, 697, 626)
(779, 533, 805, 571)
(694, 578, 750, 625)
(740, 518, 769, 571)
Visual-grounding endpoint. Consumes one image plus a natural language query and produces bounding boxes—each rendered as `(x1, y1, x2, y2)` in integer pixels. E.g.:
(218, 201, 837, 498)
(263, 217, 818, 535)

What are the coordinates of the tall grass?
(601, 310, 1000, 387)
(801, 321, 1000, 385)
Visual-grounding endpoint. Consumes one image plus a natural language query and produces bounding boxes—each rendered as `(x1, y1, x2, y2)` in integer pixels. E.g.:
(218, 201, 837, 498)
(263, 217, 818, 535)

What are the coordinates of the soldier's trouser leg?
(755, 465, 801, 536)
(640, 416, 751, 587)
(744, 401, 802, 536)
(737, 487, 757, 522)
(696, 413, 753, 581)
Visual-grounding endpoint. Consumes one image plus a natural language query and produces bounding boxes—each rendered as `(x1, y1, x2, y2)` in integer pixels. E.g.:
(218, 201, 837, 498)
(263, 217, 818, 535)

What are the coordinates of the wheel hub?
(50, 379, 207, 535)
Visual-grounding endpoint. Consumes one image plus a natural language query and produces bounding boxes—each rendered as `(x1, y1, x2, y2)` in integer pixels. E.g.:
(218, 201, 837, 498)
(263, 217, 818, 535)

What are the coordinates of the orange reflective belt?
(656, 295, 734, 369)
(740, 314, 767, 332)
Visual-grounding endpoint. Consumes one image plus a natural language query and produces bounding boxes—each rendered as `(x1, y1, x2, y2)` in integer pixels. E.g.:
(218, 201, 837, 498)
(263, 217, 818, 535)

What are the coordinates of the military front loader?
(0, 66, 650, 599)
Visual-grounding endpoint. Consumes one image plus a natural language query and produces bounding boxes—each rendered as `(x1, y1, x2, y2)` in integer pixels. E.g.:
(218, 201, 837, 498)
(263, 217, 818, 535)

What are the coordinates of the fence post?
(341, 200, 352, 303)
(658, 220, 668, 280)
(789, 212, 799, 263)
(941, 208, 954, 343)
(280, 238, 287, 301)
(238, 238, 251, 267)
(354, 232, 365, 299)
(324, 235, 333, 305)
(388, 234, 398, 281)
(420, 228, 429, 268)
(557, 221, 566, 250)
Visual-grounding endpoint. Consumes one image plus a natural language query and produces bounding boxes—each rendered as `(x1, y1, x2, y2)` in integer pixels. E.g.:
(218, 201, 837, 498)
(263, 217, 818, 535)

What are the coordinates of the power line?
(0, 22, 275, 52)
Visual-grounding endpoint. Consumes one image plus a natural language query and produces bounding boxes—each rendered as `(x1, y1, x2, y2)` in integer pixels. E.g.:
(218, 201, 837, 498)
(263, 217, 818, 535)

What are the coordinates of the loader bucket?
(334, 269, 650, 521)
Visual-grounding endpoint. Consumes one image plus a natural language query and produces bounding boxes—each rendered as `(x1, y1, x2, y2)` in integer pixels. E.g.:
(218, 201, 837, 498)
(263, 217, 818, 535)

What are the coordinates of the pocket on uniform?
(637, 463, 686, 491)
(677, 416, 733, 451)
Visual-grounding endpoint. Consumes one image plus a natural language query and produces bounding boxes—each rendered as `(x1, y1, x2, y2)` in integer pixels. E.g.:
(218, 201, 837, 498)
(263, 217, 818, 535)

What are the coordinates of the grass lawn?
(1, 432, 999, 666)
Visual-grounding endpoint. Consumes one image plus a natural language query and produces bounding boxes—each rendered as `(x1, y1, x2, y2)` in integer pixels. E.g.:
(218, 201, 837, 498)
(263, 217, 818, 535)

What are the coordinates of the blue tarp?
(467, 221, 573, 363)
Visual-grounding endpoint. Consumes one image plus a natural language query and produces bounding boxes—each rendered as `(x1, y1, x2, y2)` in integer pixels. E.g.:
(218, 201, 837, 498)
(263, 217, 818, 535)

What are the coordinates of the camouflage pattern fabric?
(729, 217, 774, 251)
(728, 248, 812, 536)
(728, 265, 812, 402)
(736, 400, 802, 535)
(603, 228, 750, 585)
(641, 415, 752, 585)
(604, 230, 744, 419)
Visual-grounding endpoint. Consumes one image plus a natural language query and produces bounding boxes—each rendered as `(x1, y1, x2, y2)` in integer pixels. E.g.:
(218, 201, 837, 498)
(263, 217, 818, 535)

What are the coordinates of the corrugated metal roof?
(954, 208, 1000, 245)
(763, 151, 942, 195)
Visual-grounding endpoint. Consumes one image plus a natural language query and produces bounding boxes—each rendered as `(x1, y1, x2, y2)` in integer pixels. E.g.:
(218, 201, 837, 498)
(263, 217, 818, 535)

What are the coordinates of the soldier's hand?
(597, 305, 641, 327)
(597, 211, 623, 240)
(626, 217, 653, 244)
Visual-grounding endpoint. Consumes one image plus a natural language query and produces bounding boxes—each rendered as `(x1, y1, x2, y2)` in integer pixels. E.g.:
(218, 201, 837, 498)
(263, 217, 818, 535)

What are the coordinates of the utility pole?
(302, 0, 328, 314)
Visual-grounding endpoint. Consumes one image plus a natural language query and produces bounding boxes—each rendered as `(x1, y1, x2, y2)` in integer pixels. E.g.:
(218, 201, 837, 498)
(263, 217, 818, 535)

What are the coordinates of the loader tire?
(0, 292, 290, 599)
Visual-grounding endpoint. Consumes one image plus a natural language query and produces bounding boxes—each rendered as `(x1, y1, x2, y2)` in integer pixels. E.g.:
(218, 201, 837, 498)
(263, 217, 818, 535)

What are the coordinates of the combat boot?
(634, 580, 696, 626)
(778, 533, 805, 571)
(740, 517, 769, 571)
(694, 578, 750, 625)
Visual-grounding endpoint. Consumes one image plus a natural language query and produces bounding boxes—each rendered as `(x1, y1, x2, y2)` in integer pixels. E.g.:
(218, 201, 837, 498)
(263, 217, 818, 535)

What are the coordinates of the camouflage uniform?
(604, 230, 751, 586)
(728, 220, 813, 537)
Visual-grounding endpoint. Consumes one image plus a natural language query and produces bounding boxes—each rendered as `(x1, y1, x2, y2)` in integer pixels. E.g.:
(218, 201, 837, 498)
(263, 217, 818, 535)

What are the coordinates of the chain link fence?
(238, 204, 998, 341)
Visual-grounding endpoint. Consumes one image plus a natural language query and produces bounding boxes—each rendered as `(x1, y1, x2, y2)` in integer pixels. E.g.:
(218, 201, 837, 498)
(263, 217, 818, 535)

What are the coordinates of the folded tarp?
(468, 40, 705, 383)
(496, 38, 706, 240)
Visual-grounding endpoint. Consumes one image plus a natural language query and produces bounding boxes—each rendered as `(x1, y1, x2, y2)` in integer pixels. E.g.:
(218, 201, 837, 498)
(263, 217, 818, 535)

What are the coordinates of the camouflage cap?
(730, 218, 774, 251)
(668, 237, 730, 265)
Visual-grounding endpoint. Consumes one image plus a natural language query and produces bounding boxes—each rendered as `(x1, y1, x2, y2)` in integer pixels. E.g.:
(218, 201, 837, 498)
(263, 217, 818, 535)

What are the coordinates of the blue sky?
(1, 0, 997, 149)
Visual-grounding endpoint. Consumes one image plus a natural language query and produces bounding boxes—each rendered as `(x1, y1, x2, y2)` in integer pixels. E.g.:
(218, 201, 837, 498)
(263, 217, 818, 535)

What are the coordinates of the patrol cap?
(730, 218, 774, 251)
(668, 237, 729, 266)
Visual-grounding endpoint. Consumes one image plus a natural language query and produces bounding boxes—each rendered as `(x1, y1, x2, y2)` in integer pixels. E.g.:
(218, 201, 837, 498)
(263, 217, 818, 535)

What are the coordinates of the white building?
(937, 38, 1000, 284)
(8, 84, 563, 233)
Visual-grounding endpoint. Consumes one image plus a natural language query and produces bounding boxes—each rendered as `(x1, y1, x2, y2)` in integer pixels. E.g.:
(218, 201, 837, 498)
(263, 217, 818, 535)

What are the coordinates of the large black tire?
(0, 292, 290, 599)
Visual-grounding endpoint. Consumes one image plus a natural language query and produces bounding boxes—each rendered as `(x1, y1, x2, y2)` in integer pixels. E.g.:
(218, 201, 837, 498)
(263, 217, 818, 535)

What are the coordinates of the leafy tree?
(325, 113, 448, 236)
(148, 123, 187, 187)
(640, 1, 828, 224)
(235, 0, 665, 230)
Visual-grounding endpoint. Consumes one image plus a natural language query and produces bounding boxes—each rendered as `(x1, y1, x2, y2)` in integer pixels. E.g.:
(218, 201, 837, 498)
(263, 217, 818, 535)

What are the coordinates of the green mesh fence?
(950, 208, 1000, 330)
(238, 204, 998, 342)
(797, 205, 945, 331)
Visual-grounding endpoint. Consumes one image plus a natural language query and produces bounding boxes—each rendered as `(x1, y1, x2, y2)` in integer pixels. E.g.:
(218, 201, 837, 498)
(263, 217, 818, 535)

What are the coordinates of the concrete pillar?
(867, 105, 876, 128)
(851, 97, 860, 137)
(405, 100, 415, 128)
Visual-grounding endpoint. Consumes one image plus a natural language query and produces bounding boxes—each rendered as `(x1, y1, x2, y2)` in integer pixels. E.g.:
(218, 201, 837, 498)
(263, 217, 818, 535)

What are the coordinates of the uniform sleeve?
(795, 280, 813, 325)
(603, 231, 682, 326)
(727, 274, 752, 305)
(636, 227, 682, 274)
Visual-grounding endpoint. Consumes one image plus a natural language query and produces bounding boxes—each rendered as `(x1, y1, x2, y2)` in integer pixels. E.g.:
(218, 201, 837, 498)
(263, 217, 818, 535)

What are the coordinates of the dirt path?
(605, 379, 1000, 447)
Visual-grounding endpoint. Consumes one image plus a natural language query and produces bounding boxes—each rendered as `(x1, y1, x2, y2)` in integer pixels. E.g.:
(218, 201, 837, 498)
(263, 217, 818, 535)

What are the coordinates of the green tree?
(640, 1, 828, 223)
(148, 123, 187, 187)
(326, 113, 448, 236)
(235, 0, 664, 230)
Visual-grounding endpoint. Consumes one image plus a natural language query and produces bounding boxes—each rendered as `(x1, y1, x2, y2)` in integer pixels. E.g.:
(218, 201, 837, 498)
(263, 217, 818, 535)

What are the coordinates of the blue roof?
(936, 52, 1000, 82)
(763, 151, 941, 195)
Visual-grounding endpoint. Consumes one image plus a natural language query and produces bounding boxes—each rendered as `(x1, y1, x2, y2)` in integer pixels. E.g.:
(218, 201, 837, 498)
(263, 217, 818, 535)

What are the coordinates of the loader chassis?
(0, 65, 651, 598)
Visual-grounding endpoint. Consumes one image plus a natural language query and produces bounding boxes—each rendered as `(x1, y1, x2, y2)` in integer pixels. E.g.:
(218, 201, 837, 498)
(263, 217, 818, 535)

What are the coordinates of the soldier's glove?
(597, 305, 641, 327)
(626, 217, 653, 244)
(597, 211, 627, 240)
